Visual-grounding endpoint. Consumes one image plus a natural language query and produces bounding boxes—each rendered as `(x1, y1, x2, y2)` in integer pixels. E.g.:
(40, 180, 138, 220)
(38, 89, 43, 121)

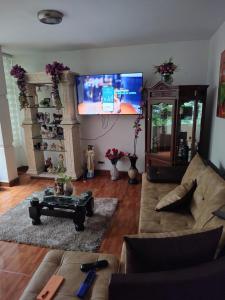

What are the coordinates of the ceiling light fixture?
(37, 10, 63, 25)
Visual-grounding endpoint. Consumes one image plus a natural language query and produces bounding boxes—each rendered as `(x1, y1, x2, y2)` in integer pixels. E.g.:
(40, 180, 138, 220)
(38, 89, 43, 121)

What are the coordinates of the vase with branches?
(45, 61, 70, 110)
(127, 84, 147, 184)
(10, 64, 28, 110)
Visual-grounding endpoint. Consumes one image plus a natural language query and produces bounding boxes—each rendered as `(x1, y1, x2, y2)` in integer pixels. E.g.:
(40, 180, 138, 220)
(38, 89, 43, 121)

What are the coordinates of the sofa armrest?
(120, 227, 221, 274)
(109, 257, 225, 300)
(147, 166, 187, 183)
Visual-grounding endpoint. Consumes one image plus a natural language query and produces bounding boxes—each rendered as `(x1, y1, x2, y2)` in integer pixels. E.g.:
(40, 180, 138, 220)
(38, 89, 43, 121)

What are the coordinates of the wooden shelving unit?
(22, 71, 83, 180)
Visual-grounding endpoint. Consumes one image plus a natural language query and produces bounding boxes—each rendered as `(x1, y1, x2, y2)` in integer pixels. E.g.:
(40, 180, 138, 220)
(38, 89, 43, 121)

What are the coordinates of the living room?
(1, 1, 225, 299)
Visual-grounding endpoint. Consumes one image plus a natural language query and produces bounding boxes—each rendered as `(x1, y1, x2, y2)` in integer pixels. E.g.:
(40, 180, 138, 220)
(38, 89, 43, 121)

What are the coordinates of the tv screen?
(75, 72, 143, 115)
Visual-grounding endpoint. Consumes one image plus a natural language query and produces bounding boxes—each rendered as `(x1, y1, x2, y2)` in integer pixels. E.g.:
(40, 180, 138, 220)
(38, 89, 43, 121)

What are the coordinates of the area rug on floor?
(0, 193, 118, 251)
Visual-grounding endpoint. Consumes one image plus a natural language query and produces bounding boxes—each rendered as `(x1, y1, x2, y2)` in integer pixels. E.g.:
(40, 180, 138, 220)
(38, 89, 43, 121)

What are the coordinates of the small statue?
(53, 113, 63, 125)
(45, 157, 53, 172)
(57, 154, 66, 173)
(85, 145, 95, 178)
(44, 112, 50, 124)
(57, 141, 65, 151)
(40, 98, 50, 107)
(41, 125, 49, 137)
(50, 143, 57, 151)
(54, 179, 64, 195)
(36, 112, 45, 123)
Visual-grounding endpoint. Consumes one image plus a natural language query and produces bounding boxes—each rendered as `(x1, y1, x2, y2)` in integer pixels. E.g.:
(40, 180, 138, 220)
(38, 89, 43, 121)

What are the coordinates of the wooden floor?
(0, 172, 141, 300)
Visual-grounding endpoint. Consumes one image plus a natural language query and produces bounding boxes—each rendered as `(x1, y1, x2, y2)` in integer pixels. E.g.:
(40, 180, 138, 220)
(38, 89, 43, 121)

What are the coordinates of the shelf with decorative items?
(11, 63, 83, 180)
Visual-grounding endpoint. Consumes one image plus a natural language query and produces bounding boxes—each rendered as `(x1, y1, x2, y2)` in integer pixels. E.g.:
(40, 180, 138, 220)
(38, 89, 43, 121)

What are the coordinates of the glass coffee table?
(28, 189, 94, 231)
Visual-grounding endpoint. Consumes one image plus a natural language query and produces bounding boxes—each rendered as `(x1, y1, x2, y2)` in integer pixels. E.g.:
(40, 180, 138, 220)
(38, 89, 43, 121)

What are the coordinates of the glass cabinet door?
(176, 98, 203, 164)
(176, 100, 195, 163)
(150, 101, 175, 162)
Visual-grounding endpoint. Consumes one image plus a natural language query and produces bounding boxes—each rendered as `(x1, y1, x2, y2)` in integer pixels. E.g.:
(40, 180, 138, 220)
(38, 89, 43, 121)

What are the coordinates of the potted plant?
(105, 148, 125, 180)
(56, 173, 73, 196)
(154, 58, 177, 84)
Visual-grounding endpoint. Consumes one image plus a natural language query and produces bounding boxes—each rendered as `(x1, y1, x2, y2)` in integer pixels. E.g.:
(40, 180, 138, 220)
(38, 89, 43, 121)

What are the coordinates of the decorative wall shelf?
(22, 71, 83, 179)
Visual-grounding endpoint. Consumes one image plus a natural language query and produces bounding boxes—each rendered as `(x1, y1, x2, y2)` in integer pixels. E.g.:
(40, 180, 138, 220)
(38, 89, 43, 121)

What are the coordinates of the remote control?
(76, 270, 96, 299)
(80, 259, 109, 272)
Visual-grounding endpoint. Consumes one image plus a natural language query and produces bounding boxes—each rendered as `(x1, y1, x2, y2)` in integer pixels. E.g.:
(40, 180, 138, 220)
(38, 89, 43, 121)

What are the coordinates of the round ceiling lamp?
(37, 10, 63, 25)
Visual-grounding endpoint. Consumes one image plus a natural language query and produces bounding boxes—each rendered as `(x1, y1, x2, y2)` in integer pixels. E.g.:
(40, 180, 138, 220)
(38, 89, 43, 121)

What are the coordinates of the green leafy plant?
(57, 173, 72, 184)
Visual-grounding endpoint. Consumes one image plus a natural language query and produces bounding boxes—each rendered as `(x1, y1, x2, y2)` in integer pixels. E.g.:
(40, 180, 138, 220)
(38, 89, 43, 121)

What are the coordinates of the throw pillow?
(124, 226, 223, 273)
(155, 180, 197, 212)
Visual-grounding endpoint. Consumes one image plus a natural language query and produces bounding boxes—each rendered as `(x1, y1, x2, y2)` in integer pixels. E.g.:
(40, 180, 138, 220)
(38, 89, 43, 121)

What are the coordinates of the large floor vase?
(110, 163, 119, 181)
(128, 155, 138, 184)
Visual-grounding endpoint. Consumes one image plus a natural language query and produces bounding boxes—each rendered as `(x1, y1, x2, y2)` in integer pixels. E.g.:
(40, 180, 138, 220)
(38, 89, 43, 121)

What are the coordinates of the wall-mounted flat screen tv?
(75, 72, 143, 115)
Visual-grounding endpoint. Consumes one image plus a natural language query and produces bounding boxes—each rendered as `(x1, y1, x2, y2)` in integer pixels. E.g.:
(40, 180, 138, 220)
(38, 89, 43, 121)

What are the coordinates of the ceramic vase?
(128, 155, 138, 184)
(110, 163, 119, 181)
(161, 73, 173, 84)
(64, 181, 74, 196)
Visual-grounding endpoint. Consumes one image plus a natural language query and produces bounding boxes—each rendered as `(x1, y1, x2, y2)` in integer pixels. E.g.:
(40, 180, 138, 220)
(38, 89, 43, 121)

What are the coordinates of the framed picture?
(217, 50, 225, 118)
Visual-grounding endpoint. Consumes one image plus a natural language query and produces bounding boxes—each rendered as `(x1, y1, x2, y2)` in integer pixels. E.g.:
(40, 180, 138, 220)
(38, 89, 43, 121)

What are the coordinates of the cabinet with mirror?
(145, 82, 208, 167)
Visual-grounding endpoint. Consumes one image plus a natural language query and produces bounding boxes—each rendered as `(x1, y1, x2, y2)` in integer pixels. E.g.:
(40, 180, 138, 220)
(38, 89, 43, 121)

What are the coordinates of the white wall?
(14, 40, 209, 172)
(207, 21, 225, 171)
(0, 47, 18, 183)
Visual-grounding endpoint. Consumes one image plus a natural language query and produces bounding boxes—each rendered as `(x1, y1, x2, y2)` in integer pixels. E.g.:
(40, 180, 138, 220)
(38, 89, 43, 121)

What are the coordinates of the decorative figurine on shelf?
(85, 145, 95, 178)
(44, 157, 53, 172)
(41, 125, 49, 137)
(44, 112, 50, 124)
(47, 127, 56, 138)
(56, 154, 66, 173)
(34, 142, 41, 150)
(40, 142, 48, 151)
(50, 143, 57, 151)
(40, 98, 51, 107)
(53, 113, 63, 125)
(36, 112, 45, 123)
(57, 141, 65, 152)
(57, 126, 64, 137)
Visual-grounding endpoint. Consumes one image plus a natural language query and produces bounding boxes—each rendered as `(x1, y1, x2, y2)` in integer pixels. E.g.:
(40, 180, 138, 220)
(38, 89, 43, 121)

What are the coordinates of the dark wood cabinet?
(145, 82, 208, 168)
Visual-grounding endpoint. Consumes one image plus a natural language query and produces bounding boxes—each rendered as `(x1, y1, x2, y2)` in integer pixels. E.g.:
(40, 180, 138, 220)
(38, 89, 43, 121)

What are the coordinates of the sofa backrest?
(191, 166, 225, 221)
(109, 256, 225, 300)
(181, 153, 207, 185)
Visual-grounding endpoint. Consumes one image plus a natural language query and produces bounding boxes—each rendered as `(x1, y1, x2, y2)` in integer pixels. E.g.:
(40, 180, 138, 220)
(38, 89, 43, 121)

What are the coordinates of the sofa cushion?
(109, 256, 225, 300)
(181, 153, 207, 184)
(20, 250, 119, 300)
(123, 227, 222, 274)
(155, 180, 196, 212)
(139, 174, 194, 233)
(191, 166, 225, 221)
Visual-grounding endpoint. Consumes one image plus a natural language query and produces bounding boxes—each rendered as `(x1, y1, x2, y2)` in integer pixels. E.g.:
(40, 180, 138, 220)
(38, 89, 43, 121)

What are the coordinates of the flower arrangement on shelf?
(105, 148, 125, 165)
(45, 61, 70, 110)
(10, 64, 28, 109)
(154, 58, 177, 84)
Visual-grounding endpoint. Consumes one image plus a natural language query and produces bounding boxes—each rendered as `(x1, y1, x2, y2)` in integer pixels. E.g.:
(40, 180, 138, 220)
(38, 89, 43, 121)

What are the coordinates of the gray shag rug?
(0, 193, 118, 251)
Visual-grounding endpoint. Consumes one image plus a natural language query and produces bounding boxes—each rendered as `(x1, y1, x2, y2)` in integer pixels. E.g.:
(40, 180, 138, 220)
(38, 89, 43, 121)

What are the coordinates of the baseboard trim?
(0, 177, 19, 187)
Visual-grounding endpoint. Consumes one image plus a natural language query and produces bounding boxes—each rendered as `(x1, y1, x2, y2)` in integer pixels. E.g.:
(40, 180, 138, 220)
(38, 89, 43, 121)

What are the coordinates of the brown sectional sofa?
(139, 154, 225, 250)
(20, 154, 225, 300)
(20, 251, 119, 300)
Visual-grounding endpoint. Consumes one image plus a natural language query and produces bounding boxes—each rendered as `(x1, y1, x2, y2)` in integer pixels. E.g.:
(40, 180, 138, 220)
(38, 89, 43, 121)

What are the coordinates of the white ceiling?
(1, 0, 225, 53)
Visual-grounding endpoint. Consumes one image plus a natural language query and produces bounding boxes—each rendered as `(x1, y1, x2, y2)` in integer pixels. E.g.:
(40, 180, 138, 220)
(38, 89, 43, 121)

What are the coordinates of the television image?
(75, 72, 143, 115)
